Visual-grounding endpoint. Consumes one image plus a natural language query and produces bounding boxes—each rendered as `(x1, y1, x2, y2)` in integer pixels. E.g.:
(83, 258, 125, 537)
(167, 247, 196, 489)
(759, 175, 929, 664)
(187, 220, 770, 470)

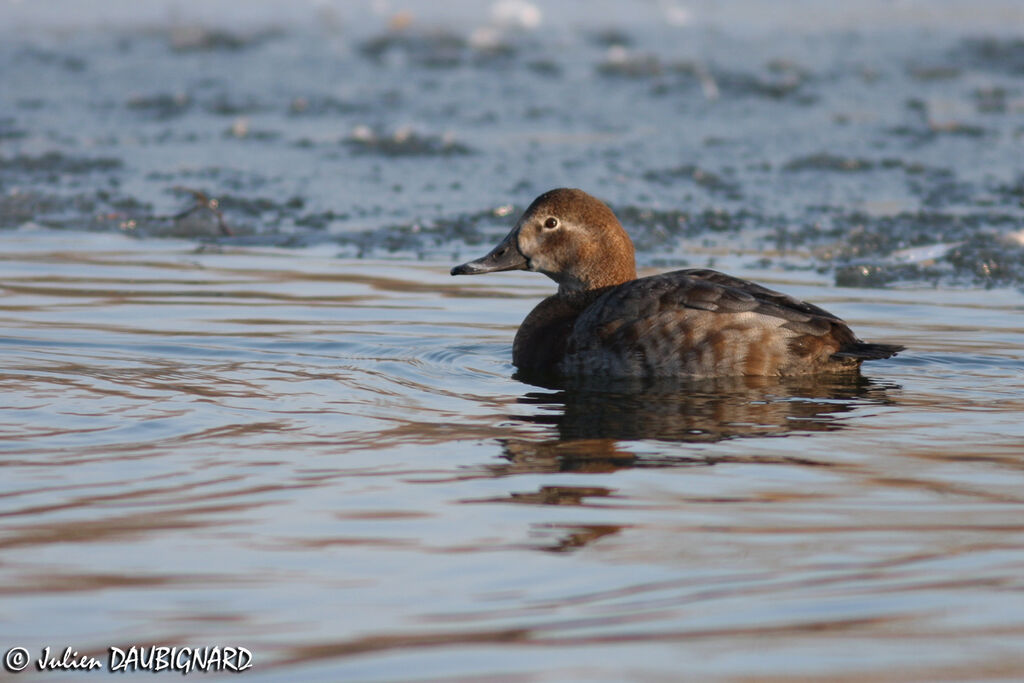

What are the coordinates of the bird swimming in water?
(451, 188, 904, 379)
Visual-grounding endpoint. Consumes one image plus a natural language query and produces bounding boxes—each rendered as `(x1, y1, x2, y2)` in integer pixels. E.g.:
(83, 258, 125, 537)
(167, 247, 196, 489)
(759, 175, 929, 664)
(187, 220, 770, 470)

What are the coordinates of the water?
(2, 1, 1024, 680)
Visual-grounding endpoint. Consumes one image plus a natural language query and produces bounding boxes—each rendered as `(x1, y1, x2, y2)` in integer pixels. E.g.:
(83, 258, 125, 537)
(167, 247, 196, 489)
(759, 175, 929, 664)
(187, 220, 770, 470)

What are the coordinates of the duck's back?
(557, 269, 897, 378)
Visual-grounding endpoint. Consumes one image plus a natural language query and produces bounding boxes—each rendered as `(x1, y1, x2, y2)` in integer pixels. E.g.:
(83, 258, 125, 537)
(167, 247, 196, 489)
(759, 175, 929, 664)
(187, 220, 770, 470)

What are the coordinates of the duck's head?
(451, 188, 637, 294)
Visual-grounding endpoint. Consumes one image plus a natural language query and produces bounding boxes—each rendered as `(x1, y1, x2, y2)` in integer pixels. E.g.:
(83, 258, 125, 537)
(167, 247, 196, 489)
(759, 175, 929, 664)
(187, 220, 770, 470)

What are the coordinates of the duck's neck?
(557, 283, 615, 309)
(556, 260, 637, 308)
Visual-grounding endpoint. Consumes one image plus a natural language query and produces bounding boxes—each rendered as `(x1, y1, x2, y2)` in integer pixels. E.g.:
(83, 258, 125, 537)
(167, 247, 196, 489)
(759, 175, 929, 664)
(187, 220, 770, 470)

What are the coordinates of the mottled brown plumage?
(451, 188, 904, 378)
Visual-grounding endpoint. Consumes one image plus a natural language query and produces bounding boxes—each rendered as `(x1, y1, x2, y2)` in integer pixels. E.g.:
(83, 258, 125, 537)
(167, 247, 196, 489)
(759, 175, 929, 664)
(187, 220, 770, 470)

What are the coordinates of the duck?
(451, 188, 904, 378)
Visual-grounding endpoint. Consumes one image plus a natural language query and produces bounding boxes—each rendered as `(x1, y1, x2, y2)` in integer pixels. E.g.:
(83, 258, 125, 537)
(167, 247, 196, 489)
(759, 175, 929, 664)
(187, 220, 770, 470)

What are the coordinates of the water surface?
(3, 230, 1023, 680)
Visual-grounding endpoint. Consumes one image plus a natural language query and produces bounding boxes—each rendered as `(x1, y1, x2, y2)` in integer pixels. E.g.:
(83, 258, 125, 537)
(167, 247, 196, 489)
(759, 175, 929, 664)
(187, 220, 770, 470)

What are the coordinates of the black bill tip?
(450, 235, 528, 276)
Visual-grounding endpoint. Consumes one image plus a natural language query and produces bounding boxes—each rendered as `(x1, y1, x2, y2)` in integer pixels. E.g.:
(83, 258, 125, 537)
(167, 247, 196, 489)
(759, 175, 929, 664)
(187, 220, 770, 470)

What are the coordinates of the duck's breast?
(513, 294, 583, 375)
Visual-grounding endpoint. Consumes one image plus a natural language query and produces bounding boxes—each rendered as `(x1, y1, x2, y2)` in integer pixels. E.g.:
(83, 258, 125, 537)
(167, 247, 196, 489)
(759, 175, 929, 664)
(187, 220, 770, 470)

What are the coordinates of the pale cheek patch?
(530, 253, 555, 273)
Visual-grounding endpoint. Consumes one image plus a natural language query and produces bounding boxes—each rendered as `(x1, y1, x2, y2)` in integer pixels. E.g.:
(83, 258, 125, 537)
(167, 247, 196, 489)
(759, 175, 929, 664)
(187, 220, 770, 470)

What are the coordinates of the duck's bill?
(450, 232, 528, 275)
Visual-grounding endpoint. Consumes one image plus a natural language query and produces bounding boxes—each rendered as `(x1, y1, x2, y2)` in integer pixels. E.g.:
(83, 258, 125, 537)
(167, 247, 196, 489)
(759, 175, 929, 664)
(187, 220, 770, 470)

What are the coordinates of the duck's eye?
(543, 217, 559, 229)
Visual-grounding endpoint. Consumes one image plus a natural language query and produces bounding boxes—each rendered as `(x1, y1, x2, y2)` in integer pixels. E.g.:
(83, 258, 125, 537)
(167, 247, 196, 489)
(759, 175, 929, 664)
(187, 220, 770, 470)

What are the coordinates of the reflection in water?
(523, 373, 892, 441)
(480, 485, 616, 506)
(531, 524, 624, 553)
(476, 375, 896, 552)
(463, 486, 624, 551)
(489, 374, 895, 479)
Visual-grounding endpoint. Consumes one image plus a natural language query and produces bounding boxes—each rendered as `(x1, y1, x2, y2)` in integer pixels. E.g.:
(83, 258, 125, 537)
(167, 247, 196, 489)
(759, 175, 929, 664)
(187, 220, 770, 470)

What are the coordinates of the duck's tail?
(832, 341, 905, 361)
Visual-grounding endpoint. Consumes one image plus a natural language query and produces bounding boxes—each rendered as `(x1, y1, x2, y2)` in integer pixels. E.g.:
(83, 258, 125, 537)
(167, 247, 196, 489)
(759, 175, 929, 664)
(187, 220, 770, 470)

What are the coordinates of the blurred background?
(3, 0, 1024, 284)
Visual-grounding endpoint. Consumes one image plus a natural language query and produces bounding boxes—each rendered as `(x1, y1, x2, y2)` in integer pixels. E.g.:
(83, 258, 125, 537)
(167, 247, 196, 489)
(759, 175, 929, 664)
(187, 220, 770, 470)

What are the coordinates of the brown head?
(450, 188, 637, 296)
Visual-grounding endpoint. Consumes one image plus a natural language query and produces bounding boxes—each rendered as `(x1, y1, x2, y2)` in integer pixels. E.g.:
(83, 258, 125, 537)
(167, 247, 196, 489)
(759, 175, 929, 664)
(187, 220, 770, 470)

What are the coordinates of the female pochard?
(451, 188, 904, 378)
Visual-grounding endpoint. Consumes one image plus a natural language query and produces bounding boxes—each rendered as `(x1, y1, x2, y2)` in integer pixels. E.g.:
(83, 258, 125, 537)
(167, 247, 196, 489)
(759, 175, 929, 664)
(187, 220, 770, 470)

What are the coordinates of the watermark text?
(3, 646, 253, 674)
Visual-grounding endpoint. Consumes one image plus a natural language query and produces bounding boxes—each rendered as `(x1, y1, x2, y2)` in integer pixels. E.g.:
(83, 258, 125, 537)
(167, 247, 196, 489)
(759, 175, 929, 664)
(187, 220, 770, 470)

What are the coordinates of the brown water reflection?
(521, 373, 889, 441)
(461, 375, 895, 556)
(482, 375, 889, 478)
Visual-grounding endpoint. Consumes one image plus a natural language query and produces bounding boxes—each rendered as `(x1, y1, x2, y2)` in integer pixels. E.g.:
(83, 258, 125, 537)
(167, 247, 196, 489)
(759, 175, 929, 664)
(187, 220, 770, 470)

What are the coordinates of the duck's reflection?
(486, 373, 894, 476)
(474, 374, 895, 552)
(530, 524, 623, 553)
